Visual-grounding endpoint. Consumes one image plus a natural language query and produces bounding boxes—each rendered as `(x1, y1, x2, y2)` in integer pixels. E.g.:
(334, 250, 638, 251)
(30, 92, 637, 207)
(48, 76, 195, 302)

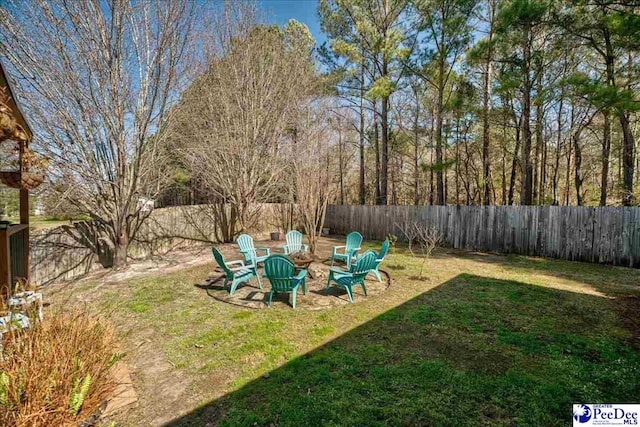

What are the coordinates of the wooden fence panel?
(325, 205, 640, 268)
(30, 203, 290, 286)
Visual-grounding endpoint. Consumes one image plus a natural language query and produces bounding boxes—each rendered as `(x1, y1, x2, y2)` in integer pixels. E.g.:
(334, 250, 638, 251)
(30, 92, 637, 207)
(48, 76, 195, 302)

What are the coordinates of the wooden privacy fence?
(324, 205, 640, 268)
(29, 203, 290, 286)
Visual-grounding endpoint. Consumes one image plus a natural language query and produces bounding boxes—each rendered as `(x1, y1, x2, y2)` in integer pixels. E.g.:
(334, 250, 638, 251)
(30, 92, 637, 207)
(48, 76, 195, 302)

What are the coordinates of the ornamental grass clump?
(0, 309, 119, 427)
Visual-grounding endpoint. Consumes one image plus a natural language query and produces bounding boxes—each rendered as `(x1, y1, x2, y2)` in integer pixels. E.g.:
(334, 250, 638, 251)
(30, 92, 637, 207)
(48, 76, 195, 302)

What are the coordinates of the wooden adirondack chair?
(326, 250, 377, 303)
(237, 234, 270, 265)
(212, 247, 262, 295)
(282, 230, 309, 254)
(263, 254, 307, 309)
(330, 231, 363, 269)
(368, 239, 390, 282)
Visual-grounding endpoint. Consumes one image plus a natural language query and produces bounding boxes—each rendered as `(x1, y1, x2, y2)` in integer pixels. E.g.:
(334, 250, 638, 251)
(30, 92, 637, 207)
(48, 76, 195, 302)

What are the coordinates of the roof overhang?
(0, 60, 32, 141)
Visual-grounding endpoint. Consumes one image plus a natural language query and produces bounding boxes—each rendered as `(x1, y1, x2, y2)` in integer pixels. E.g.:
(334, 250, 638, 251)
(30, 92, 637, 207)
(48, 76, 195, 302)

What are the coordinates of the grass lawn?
(49, 238, 640, 426)
(5, 216, 74, 230)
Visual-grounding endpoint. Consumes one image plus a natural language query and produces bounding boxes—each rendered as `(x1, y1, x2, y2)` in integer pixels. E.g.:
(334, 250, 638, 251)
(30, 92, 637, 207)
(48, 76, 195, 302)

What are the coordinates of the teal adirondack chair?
(263, 254, 307, 309)
(330, 231, 363, 269)
(282, 230, 308, 254)
(212, 247, 262, 295)
(368, 239, 390, 282)
(237, 234, 270, 265)
(326, 250, 377, 303)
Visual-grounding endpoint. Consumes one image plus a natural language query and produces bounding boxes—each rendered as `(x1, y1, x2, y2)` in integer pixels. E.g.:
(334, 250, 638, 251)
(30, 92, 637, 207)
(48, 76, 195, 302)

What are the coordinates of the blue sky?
(258, 0, 327, 46)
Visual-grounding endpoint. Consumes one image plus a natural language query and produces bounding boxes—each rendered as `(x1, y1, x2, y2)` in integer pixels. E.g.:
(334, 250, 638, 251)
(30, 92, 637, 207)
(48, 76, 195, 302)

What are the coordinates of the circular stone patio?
(202, 258, 391, 310)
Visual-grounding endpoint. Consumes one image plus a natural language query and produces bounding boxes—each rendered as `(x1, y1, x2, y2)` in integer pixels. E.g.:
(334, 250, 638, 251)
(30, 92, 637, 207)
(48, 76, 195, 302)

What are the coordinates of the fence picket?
(324, 205, 640, 268)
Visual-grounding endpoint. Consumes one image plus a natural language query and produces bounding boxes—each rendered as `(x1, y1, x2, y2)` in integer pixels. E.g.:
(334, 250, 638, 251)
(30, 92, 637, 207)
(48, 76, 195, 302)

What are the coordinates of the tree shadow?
(163, 273, 640, 427)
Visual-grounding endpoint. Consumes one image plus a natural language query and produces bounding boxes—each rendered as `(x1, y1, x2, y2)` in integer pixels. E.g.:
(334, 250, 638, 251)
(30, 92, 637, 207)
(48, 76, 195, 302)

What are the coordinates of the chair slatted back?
(348, 251, 377, 284)
(263, 255, 296, 292)
(237, 234, 255, 253)
(346, 231, 363, 253)
(212, 247, 233, 278)
(378, 239, 390, 261)
(285, 230, 305, 253)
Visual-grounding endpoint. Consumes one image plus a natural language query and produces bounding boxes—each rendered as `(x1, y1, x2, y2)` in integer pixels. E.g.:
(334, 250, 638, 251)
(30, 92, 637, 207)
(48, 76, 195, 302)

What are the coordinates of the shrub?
(0, 309, 119, 426)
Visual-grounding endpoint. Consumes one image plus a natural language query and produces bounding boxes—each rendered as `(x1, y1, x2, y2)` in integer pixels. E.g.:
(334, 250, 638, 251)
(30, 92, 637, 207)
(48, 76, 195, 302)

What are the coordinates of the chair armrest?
(227, 260, 245, 267)
(256, 247, 270, 255)
(332, 246, 345, 255)
(294, 270, 307, 281)
(282, 245, 290, 254)
(302, 244, 309, 251)
(329, 267, 348, 274)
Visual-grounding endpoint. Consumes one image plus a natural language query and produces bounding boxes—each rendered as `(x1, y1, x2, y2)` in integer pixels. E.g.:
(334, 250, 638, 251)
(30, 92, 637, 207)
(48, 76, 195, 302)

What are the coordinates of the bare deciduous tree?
(167, 5, 319, 242)
(0, 0, 197, 267)
(288, 105, 338, 253)
(396, 220, 441, 278)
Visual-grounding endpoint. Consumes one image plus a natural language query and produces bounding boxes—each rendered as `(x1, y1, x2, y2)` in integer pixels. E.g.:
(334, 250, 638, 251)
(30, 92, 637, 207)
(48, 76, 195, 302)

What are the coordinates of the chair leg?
(302, 278, 307, 295)
(229, 280, 238, 295)
(291, 288, 297, 309)
(267, 291, 273, 308)
(223, 278, 229, 290)
(255, 270, 263, 290)
(372, 269, 382, 282)
(330, 256, 334, 267)
(325, 276, 332, 295)
(361, 281, 368, 296)
(345, 286, 354, 303)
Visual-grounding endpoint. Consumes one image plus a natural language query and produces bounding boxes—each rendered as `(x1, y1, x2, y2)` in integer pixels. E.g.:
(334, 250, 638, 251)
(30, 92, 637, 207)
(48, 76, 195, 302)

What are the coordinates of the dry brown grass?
(0, 309, 119, 427)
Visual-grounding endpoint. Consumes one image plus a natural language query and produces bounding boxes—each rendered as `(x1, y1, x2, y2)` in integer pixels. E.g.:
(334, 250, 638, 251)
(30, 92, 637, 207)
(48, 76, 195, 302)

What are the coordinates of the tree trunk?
(372, 100, 381, 204)
(338, 128, 345, 204)
(113, 228, 129, 268)
(600, 110, 611, 206)
(508, 107, 522, 205)
(429, 112, 435, 205)
(359, 61, 366, 205)
(552, 90, 564, 205)
(413, 85, 421, 205)
(533, 63, 544, 205)
(380, 91, 389, 205)
(435, 59, 446, 205)
(455, 119, 461, 204)
(519, 27, 534, 206)
(620, 111, 635, 205)
(574, 128, 584, 206)
(481, 0, 496, 205)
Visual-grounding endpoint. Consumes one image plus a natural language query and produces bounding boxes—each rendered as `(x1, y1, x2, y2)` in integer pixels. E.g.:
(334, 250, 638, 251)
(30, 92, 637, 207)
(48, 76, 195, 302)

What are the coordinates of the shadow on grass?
(165, 273, 640, 427)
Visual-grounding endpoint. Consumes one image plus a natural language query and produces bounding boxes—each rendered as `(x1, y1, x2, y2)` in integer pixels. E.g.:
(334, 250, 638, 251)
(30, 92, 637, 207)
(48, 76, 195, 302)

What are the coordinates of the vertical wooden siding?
(324, 205, 640, 268)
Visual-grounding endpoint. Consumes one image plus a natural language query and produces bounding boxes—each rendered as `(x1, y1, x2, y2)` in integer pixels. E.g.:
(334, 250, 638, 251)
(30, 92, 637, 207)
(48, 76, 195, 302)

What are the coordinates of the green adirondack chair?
(330, 231, 363, 269)
(368, 239, 390, 282)
(282, 230, 308, 254)
(237, 234, 270, 265)
(263, 254, 307, 309)
(212, 247, 262, 295)
(326, 250, 377, 303)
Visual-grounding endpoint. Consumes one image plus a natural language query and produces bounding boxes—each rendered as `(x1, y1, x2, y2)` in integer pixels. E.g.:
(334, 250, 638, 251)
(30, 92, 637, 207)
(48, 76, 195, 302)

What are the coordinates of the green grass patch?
(58, 241, 640, 426)
(167, 274, 640, 427)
